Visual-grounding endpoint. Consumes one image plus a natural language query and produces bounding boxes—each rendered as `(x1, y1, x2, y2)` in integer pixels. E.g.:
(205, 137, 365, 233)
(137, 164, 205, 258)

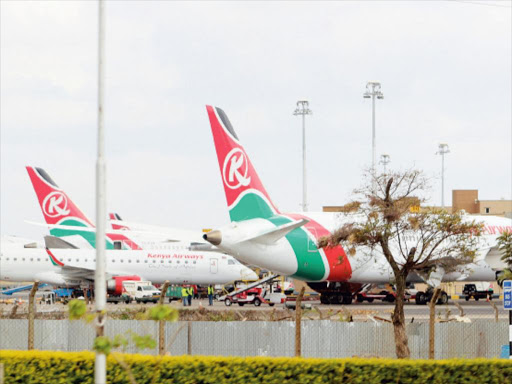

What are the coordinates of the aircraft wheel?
(269, 303, 275, 307)
(367, 298, 374, 303)
(254, 298, 262, 307)
(356, 294, 364, 303)
(437, 292, 448, 305)
(238, 303, 245, 307)
(225, 298, 232, 307)
(465, 296, 470, 301)
(475, 297, 479, 301)
(415, 292, 426, 305)
(320, 295, 329, 305)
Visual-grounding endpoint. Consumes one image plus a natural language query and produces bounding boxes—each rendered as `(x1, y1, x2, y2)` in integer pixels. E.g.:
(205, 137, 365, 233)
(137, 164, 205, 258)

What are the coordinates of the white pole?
(302, 112, 307, 212)
(95, 0, 107, 383)
(371, 93, 376, 177)
(441, 152, 445, 210)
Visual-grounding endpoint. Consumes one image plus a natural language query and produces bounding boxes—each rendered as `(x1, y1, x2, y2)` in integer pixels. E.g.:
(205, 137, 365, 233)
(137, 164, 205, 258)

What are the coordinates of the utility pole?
(363, 82, 384, 187)
(95, 1, 107, 383)
(380, 154, 390, 175)
(293, 100, 312, 212)
(436, 143, 450, 210)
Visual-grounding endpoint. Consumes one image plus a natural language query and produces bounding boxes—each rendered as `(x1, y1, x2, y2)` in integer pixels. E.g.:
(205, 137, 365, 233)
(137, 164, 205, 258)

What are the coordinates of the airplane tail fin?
(109, 212, 130, 230)
(26, 166, 94, 228)
(206, 106, 279, 222)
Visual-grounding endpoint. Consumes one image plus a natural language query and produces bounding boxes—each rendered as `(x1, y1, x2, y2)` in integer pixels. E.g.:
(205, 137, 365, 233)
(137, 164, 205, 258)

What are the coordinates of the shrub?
(0, 350, 511, 384)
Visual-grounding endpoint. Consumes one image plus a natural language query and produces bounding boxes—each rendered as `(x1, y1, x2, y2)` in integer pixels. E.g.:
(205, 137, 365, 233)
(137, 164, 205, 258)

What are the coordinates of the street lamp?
(436, 143, 450, 210)
(363, 81, 384, 185)
(380, 153, 390, 174)
(293, 100, 312, 212)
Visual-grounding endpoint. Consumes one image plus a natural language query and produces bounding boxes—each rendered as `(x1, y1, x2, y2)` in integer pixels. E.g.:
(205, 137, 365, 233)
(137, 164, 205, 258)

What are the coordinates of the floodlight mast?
(380, 153, 390, 175)
(293, 100, 312, 212)
(363, 81, 384, 188)
(436, 143, 450, 210)
(95, 1, 107, 383)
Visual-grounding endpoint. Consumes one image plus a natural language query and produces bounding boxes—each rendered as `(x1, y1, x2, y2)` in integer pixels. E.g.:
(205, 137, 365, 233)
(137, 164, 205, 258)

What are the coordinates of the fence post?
(28, 281, 39, 350)
(187, 321, 192, 355)
(158, 281, 170, 355)
(295, 287, 306, 357)
(428, 288, 441, 359)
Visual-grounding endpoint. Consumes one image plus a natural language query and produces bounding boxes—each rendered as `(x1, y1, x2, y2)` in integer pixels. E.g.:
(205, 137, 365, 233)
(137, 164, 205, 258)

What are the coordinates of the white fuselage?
(0, 242, 257, 286)
(211, 212, 510, 284)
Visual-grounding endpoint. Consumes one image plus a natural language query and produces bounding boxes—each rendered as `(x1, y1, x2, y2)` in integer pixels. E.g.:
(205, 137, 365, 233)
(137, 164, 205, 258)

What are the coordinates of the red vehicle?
(224, 288, 285, 307)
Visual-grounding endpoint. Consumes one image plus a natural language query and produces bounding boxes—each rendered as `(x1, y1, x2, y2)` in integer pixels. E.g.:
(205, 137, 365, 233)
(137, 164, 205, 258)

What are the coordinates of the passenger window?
(153, 260, 156, 263)
(37, 258, 40, 262)
(161, 260, 164, 263)
(128, 260, 131, 263)
(144, 260, 148, 263)
(136, 260, 140, 263)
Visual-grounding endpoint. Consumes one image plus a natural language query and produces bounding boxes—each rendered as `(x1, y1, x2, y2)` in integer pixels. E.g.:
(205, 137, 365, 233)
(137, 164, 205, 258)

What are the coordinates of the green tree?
(319, 170, 483, 359)
(497, 230, 512, 280)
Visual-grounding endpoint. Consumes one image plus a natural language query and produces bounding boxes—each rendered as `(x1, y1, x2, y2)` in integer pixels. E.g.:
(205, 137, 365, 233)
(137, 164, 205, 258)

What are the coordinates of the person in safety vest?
(181, 286, 189, 306)
(188, 286, 194, 306)
(208, 285, 214, 306)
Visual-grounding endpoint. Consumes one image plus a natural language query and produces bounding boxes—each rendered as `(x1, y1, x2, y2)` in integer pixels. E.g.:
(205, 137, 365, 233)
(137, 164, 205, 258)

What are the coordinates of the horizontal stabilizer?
(240, 219, 309, 245)
(44, 236, 78, 249)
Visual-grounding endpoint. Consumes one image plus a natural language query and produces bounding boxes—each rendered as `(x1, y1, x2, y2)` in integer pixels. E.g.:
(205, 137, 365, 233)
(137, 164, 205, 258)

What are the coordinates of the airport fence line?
(0, 319, 508, 359)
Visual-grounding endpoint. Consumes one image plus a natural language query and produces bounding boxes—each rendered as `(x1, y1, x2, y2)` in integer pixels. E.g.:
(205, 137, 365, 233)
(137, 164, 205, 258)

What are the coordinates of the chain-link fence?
(0, 319, 508, 359)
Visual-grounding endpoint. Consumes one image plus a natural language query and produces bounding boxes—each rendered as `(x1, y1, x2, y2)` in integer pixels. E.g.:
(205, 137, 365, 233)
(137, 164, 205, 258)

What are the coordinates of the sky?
(1, 0, 511, 240)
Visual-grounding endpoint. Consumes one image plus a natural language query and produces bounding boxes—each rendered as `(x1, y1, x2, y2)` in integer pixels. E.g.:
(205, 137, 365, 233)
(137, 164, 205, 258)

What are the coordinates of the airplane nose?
(203, 230, 222, 246)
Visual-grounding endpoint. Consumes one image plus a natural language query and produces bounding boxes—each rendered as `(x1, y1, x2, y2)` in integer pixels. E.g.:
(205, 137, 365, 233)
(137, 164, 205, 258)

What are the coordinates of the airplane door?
(210, 258, 218, 274)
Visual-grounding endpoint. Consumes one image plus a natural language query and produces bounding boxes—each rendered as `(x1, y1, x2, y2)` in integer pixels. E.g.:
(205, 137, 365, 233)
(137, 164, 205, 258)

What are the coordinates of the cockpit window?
(228, 259, 236, 265)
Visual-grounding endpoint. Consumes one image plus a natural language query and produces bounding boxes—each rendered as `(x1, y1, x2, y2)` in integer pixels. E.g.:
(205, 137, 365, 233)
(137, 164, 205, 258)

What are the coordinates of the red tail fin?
(206, 106, 279, 221)
(26, 166, 93, 227)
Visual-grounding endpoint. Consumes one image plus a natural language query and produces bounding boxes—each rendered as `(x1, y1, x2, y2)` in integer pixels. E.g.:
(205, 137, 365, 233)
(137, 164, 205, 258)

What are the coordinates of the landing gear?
(415, 289, 449, 305)
(308, 281, 361, 306)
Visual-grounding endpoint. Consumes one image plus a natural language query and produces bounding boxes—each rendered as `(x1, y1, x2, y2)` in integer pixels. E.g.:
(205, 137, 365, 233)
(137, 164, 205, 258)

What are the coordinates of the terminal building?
(324, 189, 512, 218)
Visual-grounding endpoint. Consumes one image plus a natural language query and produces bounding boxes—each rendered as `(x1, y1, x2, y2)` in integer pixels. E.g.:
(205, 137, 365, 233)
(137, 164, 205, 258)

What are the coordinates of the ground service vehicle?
(463, 283, 493, 301)
(124, 281, 161, 304)
(223, 287, 285, 307)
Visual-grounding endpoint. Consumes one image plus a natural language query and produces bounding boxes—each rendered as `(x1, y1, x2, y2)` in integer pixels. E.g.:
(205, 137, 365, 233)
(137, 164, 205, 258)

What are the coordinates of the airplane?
(25, 166, 206, 250)
(202, 106, 512, 304)
(0, 239, 257, 286)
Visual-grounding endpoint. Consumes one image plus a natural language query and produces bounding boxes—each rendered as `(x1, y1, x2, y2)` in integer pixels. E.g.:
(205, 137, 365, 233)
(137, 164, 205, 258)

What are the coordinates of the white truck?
(123, 281, 161, 304)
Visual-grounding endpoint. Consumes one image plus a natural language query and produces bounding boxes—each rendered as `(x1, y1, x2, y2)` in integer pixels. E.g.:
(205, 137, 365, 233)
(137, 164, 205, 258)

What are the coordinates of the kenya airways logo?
(222, 148, 251, 189)
(42, 191, 70, 218)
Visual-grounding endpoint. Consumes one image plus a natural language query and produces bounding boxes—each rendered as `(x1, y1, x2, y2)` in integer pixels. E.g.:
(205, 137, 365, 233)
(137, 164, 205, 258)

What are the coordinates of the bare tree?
(319, 170, 483, 358)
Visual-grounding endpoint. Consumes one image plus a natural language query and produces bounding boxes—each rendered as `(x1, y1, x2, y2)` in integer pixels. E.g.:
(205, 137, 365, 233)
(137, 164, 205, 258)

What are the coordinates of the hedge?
(0, 350, 511, 384)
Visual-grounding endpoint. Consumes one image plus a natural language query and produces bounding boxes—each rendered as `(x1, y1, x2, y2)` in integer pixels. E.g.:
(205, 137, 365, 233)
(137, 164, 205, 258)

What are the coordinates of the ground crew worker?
(208, 285, 214, 306)
(188, 286, 194, 306)
(181, 285, 189, 306)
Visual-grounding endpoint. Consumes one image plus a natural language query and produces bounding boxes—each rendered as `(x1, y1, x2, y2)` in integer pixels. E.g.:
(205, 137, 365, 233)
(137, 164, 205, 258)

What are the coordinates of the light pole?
(293, 100, 312, 212)
(363, 81, 384, 185)
(95, 1, 107, 383)
(380, 153, 390, 174)
(436, 143, 450, 210)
